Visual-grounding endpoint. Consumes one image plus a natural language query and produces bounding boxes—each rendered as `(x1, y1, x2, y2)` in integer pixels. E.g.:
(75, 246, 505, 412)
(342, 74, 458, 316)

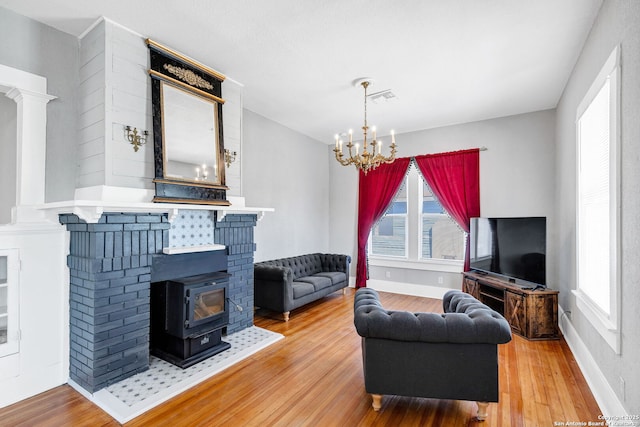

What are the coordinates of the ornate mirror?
(147, 39, 229, 205)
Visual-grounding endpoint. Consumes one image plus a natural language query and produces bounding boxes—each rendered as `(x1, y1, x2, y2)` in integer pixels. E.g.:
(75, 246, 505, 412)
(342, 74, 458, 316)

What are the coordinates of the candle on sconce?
(339, 140, 343, 151)
(335, 134, 339, 149)
(372, 126, 377, 141)
(391, 129, 396, 145)
(355, 143, 360, 155)
(349, 129, 353, 143)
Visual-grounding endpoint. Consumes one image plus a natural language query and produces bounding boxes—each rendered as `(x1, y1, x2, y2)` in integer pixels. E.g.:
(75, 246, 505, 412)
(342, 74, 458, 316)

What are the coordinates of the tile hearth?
(76, 326, 283, 424)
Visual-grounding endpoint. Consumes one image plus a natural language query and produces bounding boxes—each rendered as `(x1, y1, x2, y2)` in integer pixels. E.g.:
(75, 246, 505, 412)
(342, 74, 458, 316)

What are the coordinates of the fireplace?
(150, 271, 231, 368)
(59, 211, 259, 393)
(150, 250, 232, 368)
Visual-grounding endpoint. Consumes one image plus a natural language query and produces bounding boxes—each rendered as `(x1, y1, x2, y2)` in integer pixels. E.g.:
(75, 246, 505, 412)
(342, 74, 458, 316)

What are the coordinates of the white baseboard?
(558, 304, 627, 417)
(350, 278, 456, 300)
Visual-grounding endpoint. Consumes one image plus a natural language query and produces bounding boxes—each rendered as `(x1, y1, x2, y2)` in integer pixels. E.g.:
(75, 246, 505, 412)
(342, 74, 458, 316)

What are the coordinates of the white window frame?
(369, 165, 465, 273)
(573, 45, 621, 354)
(0, 248, 20, 358)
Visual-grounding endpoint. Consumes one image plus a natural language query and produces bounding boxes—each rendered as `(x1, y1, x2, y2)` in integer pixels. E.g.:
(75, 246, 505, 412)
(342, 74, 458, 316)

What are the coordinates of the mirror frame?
(147, 39, 229, 205)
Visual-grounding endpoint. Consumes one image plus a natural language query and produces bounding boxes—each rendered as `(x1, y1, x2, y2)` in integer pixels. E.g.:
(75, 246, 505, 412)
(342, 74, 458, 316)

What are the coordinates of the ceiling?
(1, 0, 602, 144)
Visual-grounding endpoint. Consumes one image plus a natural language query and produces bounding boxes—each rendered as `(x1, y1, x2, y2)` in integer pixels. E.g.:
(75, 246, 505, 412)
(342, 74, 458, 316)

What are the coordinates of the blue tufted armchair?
(353, 288, 512, 421)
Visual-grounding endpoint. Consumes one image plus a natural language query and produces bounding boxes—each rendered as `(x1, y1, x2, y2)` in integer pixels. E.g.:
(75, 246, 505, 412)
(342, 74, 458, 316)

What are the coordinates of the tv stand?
(462, 272, 559, 340)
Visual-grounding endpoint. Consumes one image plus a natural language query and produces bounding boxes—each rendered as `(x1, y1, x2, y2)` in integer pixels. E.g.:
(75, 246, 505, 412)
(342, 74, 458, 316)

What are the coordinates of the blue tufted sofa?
(254, 253, 351, 321)
(354, 288, 512, 421)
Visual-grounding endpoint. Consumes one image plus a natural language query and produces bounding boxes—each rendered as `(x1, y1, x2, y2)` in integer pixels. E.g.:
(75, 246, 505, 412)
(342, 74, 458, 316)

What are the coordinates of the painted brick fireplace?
(59, 211, 257, 393)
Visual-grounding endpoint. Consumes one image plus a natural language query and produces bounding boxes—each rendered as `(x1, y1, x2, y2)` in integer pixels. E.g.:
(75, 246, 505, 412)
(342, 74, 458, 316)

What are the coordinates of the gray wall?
(555, 0, 640, 413)
(328, 109, 557, 288)
(243, 110, 330, 262)
(0, 96, 16, 224)
(0, 6, 79, 202)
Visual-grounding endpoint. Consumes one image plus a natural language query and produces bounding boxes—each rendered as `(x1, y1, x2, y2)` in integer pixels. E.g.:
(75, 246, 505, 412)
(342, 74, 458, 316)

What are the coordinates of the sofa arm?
(319, 254, 351, 274)
(254, 264, 295, 312)
(354, 288, 512, 344)
(254, 264, 293, 283)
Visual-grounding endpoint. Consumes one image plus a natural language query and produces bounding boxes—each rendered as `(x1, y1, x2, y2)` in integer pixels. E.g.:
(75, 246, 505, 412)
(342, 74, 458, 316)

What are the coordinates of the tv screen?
(469, 217, 546, 287)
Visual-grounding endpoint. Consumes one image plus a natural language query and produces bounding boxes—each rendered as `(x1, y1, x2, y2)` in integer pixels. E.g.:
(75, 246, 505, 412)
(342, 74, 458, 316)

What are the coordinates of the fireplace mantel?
(37, 199, 273, 224)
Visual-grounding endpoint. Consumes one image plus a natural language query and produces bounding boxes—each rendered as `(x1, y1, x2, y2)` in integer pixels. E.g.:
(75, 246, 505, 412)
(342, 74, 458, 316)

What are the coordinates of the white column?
(4, 88, 56, 222)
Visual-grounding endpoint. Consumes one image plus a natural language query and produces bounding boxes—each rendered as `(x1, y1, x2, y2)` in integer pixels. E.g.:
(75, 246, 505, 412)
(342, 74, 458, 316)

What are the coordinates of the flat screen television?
(469, 216, 546, 287)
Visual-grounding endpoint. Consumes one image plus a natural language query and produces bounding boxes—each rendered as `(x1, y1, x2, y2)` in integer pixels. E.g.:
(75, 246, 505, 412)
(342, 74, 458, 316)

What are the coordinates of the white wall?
(329, 109, 557, 290)
(76, 18, 244, 197)
(554, 0, 640, 415)
(243, 110, 330, 261)
(223, 80, 243, 196)
(76, 19, 157, 190)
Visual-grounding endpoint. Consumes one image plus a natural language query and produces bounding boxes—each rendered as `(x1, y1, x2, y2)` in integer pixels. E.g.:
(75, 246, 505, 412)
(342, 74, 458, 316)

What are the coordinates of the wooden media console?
(462, 271, 559, 340)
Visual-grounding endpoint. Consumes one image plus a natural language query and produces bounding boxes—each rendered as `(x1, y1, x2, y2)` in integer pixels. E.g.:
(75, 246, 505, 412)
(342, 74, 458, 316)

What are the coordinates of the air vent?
(367, 89, 397, 104)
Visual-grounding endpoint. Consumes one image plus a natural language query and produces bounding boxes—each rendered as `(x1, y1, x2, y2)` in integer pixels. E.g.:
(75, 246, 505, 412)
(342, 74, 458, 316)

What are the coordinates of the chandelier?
(333, 79, 397, 174)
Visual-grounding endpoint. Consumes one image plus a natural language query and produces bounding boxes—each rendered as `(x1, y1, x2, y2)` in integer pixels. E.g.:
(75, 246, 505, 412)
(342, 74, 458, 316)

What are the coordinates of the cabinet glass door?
(0, 255, 7, 345)
(0, 250, 19, 357)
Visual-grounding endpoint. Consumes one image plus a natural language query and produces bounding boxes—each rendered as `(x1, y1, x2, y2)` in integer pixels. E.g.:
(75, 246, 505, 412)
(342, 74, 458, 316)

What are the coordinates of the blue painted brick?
(125, 223, 151, 232)
(114, 232, 123, 257)
(110, 292, 138, 304)
(109, 276, 139, 292)
(93, 335, 124, 351)
(87, 224, 124, 232)
(104, 232, 114, 258)
(66, 223, 88, 232)
(131, 231, 140, 255)
(136, 215, 162, 223)
(108, 307, 138, 322)
(107, 214, 136, 224)
(123, 313, 149, 325)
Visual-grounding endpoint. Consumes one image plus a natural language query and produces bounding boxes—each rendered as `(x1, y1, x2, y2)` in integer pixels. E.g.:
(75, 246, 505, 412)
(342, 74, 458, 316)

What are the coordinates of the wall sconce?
(125, 126, 149, 152)
(224, 149, 237, 167)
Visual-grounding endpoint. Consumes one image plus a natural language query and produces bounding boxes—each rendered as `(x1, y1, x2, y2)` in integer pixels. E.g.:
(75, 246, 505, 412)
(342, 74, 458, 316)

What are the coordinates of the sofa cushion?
(292, 281, 316, 299)
(263, 254, 324, 280)
(313, 271, 346, 285)
(296, 275, 332, 292)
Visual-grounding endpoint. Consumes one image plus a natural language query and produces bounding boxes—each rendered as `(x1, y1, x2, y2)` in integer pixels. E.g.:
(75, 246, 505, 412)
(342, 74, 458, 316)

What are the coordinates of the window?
(371, 179, 407, 257)
(370, 165, 465, 271)
(574, 46, 620, 353)
(420, 181, 465, 260)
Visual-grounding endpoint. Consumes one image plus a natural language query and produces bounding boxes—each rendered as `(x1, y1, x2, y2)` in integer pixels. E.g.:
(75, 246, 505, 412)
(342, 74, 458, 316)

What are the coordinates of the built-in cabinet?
(462, 272, 559, 340)
(0, 249, 19, 357)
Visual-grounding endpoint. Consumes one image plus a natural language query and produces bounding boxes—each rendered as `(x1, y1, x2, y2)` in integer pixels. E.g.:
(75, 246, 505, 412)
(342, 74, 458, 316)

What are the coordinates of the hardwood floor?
(0, 288, 601, 426)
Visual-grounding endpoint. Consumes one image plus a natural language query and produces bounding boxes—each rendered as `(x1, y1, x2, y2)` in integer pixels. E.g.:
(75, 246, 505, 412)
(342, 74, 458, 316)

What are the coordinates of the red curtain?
(414, 149, 480, 271)
(356, 158, 411, 288)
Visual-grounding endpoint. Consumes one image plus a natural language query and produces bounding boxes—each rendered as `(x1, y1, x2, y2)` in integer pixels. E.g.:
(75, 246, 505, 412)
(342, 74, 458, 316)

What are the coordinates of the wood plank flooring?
(0, 288, 601, 426)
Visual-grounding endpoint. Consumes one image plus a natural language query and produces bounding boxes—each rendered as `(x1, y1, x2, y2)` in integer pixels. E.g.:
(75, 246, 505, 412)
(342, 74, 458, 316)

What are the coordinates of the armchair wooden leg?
(371, 394, 382, 411)
(283, 311, 290, 322)
(476, 401, 489, 421)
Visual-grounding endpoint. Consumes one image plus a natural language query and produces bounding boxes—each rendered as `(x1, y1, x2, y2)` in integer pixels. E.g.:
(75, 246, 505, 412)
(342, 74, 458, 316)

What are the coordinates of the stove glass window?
(193, 288, 225, 321)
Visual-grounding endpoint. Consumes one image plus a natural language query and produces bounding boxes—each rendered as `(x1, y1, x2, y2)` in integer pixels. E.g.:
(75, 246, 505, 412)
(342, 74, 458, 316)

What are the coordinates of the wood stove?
(150, 250, 232, 368)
